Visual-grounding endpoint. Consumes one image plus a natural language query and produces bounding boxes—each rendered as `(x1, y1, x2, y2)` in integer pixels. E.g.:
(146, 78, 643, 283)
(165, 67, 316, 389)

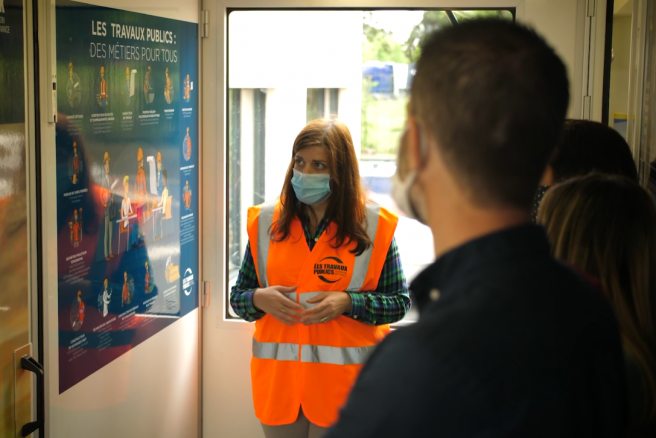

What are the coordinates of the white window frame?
(201, 0, 593, 329)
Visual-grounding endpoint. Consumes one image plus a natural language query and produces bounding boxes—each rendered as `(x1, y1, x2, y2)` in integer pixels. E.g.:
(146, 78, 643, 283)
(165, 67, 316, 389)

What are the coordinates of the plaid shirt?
(230, 216, 410, 325)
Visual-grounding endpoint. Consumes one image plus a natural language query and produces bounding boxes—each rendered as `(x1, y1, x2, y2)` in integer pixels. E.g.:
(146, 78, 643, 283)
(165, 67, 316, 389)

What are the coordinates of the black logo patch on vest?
(314, 256, 349, 284)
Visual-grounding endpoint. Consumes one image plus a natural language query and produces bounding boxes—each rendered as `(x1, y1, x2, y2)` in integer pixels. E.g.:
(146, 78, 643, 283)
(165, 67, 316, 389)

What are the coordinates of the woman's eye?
(295, 158, 304, 166)
(315, 163, 325, 170)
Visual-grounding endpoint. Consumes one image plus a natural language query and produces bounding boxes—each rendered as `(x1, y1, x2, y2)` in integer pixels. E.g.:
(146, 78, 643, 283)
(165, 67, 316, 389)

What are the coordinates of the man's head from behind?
(403, 19, 569, 218)
(530, 119, 637, 222)
(547, 119, 638, 184)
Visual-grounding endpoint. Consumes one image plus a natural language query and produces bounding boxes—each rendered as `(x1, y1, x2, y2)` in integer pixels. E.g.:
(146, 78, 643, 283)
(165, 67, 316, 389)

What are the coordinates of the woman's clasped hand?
(301, 292, 353, 325)
(253, 286, 353, 326)
(252, 285, 302, 326)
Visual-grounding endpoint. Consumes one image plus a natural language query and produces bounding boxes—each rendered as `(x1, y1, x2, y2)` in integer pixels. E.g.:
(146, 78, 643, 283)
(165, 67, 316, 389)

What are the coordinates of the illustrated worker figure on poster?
(144, 66, 153, 104)
(101, 279, 112, 318)
(72, 291, 85, 330)
(69, 208, 82, 248)
(125, 67, 131, 105)
(183, 180, 192, 211)
(122, 271, 131, 306)
(164, 67, 173, 104)
(68, 141, 83, 184)
(134, 147, 148, 246)
(183, 127, 192, 161)
(121, 175, 135, 248)
(184, 74, 191, 102)
(156, 152, 164, 196)
(153, 169, 168, 239)
(101, 152, 115, 261)
(67, 62, 81, 108)
(98, 66, 108, 108)
(72, 142, 80, 183)
(145, 261, 152, 294)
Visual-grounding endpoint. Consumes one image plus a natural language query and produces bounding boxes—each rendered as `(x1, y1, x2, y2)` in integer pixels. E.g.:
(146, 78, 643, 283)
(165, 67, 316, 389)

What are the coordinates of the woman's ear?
(540, 165, 554, 186)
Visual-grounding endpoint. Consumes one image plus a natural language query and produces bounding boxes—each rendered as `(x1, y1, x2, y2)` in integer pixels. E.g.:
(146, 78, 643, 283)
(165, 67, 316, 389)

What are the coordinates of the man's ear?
(405, 115, 422, 173)
(540, 165, 554, 186)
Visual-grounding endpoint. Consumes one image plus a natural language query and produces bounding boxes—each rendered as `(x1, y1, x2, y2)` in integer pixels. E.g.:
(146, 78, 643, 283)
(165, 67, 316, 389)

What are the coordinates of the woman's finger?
(274, 312, 298, 326)
(305, 292, 329, 304)
(301, 301, 327, 316)
(275, 285, 298, 293)
(302, 308, 332, 325)
(278, 308, 301, 321)
(282, 299, 304, 312)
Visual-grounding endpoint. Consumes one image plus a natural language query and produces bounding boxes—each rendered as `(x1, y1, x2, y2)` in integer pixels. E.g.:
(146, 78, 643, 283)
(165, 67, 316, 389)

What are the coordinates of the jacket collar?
(410, 224, 551, 311)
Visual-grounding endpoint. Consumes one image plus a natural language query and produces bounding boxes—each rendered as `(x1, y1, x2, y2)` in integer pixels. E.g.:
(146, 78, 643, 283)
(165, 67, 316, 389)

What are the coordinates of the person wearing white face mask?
(390, 126, 429, 224)
(325, 19, 627, 438)
(230, 118, 410, 438)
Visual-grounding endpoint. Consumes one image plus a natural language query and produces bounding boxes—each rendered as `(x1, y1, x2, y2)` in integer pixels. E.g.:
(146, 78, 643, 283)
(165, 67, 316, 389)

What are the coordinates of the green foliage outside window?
(361, 10, 513, 157)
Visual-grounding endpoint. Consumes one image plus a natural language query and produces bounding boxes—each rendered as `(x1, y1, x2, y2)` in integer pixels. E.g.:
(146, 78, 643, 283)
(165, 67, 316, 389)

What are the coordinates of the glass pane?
(641, 0, 656, 189)
(608, 2, 634, 138)
(0, 0, 31, 435)
(227, 10, 514, 322)
(329, 88, 339, 116)
(454, 10, 514, 21)
(254, 89, 267, 205)
(228, 89, 242, 271)
(307, 88, 325, 123)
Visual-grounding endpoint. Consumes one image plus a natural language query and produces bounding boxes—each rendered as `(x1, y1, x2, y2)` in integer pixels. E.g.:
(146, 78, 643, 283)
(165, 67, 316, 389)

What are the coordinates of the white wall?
(38, 1, 201, 437)
(229, 11, 362, 90)
(201, 1, 597, 438)
(522, 0, 587, 119)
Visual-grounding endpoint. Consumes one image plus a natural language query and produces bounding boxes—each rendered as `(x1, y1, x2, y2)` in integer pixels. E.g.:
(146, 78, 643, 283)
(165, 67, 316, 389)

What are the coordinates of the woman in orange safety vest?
(230, 119, 411, 438)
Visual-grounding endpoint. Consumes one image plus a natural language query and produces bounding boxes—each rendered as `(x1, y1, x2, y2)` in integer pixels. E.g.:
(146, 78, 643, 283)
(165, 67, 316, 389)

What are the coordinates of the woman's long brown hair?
(538, 174, 656, 421)
(271, 118, 372, 256)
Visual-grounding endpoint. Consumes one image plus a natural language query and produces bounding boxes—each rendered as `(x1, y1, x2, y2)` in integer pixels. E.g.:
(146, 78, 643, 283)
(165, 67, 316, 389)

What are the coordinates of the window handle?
(20, 355, 44, 437)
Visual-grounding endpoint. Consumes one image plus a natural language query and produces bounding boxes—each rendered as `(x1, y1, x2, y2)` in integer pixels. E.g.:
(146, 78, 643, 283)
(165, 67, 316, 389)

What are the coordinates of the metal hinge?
(50, 79, 57, 124)
(201, 10, 209, 38)
(587, 0, 596, 17)
(583, 95, 592, 120)
(202, 281, 210, 307)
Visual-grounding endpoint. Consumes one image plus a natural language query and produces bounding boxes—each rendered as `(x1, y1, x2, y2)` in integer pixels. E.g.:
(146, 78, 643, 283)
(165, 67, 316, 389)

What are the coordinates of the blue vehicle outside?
(362, 61, 416, 96)
(362, 61, 394, 95)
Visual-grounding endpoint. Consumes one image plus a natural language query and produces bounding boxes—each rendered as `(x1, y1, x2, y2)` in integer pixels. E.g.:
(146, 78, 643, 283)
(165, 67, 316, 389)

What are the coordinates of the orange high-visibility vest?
(247, 200, 398, 427)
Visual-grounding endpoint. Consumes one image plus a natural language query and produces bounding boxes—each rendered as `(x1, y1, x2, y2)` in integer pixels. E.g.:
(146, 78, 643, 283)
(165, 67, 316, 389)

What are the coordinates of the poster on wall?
(55, 0, 199, 393)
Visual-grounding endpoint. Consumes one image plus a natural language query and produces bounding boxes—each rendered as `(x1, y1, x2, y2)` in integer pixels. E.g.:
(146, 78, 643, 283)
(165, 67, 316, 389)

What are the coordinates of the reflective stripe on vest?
(253, 338, 299, 361)
(256, 201, 382, 291)
(347, 203, 380, 291)
(256, 201, 277, 288)
(300, 344, 375, 366)
(253, 338, 374, 366)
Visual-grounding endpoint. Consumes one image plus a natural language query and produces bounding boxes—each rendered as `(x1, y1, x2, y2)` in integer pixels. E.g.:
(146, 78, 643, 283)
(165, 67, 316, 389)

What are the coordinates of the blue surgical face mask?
(291, 168, 331, 205)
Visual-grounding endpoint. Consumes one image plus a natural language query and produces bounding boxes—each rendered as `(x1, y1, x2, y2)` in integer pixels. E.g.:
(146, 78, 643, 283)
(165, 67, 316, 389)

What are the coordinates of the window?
(227, 9, 514, 322)
(228, 88, 268, 319)
(307, 88, 340, 122)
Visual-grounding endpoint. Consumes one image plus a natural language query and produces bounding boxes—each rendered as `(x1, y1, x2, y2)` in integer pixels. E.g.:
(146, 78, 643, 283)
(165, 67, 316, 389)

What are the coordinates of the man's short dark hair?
(410, 19, 569, 209)
(551, 119, 638, 183)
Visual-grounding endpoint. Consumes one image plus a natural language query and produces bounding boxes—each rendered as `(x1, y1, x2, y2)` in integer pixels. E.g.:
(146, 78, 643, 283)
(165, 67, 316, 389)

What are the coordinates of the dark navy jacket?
(325, 225, 626, 438)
